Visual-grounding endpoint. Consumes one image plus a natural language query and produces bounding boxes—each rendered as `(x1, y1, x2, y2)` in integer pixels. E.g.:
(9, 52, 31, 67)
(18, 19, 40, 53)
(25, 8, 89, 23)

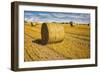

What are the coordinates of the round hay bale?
(41, 23, 65, 44)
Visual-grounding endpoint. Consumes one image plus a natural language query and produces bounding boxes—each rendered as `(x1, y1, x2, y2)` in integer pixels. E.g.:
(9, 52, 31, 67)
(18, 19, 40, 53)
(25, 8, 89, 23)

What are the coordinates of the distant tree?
(70, 21, 73, 27)
(66, 22, 69, 24)
(61, 22, 64, 24)
(52, 22, 56, 23)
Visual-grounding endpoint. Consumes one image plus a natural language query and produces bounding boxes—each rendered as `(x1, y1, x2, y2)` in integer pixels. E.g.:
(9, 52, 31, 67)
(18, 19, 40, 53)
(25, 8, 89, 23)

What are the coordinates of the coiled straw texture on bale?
(41, 23, 65, 44)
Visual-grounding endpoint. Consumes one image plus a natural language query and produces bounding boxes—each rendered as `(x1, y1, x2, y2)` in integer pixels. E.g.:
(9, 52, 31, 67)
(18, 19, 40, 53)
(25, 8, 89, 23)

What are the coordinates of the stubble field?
(24, 22, 90, 61)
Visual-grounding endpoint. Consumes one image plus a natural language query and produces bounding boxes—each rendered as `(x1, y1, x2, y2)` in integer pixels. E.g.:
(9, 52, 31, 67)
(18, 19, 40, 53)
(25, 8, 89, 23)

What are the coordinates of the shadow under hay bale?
(32, 39, 44, 45)
(41, 23, 65, 45)
(32, 39, 64, 45)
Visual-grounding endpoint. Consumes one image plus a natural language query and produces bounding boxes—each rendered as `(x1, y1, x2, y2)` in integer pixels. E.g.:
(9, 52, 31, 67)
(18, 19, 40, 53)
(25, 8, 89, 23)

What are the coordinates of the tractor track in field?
(65, 32, 90, 41)
(24, 33, 66, 61)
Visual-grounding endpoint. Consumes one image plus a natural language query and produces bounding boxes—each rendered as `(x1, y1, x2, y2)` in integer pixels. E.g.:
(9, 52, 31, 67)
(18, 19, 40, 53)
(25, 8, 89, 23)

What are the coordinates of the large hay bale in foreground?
(41, 23, 65, 44)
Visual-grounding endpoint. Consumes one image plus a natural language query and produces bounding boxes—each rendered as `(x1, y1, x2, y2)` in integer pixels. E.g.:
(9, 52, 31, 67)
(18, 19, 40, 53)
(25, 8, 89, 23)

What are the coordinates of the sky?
(24, 11, 90, 24)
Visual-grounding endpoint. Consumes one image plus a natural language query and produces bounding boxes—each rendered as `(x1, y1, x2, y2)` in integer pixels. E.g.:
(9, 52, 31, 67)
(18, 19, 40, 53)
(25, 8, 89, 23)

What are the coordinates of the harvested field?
(24, 23, 90, 61)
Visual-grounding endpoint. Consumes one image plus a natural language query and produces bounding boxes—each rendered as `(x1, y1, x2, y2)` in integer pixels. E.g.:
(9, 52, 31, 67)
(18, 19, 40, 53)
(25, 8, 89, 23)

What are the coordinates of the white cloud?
(24, 11, 90, 23)
(51, 13, 68, 18)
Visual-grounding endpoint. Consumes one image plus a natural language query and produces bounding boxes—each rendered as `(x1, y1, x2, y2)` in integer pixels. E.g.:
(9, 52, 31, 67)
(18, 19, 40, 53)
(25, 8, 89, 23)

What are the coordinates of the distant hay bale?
(41, 23, 65, 44)
(69, 21, 73, 27)
(30, 22, 39, 26)
(31, 22, 34, 26)
(88, 23, 90, 26)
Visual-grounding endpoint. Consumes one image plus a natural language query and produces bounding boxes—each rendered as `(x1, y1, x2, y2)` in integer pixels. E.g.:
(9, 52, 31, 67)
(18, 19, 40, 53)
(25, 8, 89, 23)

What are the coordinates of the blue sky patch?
(24, 11, 90, 24)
